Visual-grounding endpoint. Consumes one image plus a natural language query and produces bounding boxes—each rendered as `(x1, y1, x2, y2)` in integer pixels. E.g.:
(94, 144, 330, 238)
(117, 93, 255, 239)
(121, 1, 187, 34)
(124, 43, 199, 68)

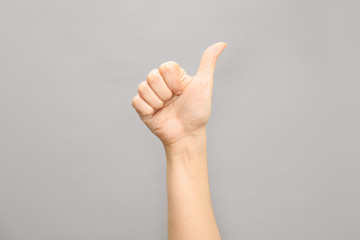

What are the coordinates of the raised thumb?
(196, 42, 227, 79)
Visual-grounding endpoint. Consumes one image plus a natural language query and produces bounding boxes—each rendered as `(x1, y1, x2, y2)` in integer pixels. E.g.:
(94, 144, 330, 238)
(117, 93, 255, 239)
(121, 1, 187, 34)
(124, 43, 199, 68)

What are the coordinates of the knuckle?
(131, 95, 139, 107)
(137, 81, 147, 94)
(147, 70, 159, 84)
(150, 68, 159, 75)
(159, 61, 179, 73)
(158, 63, 167, 73)
(167, 60, 178, 67)
(147, 77, 157, 85)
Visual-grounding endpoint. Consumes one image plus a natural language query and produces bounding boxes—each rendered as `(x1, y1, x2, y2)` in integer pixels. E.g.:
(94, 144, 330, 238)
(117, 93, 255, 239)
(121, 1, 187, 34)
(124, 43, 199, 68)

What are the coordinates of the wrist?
(163, 126, 207, 162)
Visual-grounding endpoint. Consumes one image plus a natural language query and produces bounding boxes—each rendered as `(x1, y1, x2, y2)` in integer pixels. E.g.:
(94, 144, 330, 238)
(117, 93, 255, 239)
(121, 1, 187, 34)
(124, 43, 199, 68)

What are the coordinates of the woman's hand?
(131, 42, 227, 146)
(132, 42, 227, 240)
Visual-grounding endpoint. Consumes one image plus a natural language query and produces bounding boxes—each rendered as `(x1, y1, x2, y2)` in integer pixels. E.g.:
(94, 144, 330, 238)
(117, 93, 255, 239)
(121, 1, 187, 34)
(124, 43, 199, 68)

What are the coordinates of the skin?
(131, 42, 227, 240)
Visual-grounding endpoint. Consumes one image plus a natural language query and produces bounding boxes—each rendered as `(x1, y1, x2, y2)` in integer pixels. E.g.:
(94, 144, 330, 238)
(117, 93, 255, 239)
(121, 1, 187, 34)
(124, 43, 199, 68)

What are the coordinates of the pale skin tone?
(131, 42, 227, 240)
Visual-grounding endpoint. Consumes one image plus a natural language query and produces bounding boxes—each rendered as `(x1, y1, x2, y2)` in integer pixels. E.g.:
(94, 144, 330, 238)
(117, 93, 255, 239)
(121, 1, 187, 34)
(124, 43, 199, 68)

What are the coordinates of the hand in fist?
(131, 42, 227, 146)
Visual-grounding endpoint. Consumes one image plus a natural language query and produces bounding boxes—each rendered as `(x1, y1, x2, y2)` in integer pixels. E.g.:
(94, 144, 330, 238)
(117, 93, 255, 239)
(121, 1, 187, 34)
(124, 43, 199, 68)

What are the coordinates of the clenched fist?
(131, 42, 227, 146)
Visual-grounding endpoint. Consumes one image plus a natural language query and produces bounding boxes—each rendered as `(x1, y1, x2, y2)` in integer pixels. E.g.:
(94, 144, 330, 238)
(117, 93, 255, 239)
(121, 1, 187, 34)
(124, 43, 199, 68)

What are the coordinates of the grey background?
(0, 0, 359, 239)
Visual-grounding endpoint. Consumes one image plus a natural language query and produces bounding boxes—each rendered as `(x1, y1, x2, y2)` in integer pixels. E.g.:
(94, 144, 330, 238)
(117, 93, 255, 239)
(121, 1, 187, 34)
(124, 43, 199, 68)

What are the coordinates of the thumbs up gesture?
(132, 42, 227, 146)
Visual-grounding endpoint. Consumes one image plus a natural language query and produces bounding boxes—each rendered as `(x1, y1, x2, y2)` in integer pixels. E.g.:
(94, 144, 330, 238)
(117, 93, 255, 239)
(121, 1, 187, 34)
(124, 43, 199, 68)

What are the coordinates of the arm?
(165, 127, 221, 240)
(132, 42, 227, 240)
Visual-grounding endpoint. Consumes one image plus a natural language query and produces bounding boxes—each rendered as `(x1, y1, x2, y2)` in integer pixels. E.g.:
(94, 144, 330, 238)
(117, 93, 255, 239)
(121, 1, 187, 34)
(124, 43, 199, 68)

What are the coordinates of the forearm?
(164, 127, 221, 240)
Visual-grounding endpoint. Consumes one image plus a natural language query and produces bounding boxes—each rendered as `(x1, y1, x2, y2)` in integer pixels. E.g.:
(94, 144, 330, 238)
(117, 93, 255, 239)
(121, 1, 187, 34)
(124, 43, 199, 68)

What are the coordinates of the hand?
(131, 42, 227, 146)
